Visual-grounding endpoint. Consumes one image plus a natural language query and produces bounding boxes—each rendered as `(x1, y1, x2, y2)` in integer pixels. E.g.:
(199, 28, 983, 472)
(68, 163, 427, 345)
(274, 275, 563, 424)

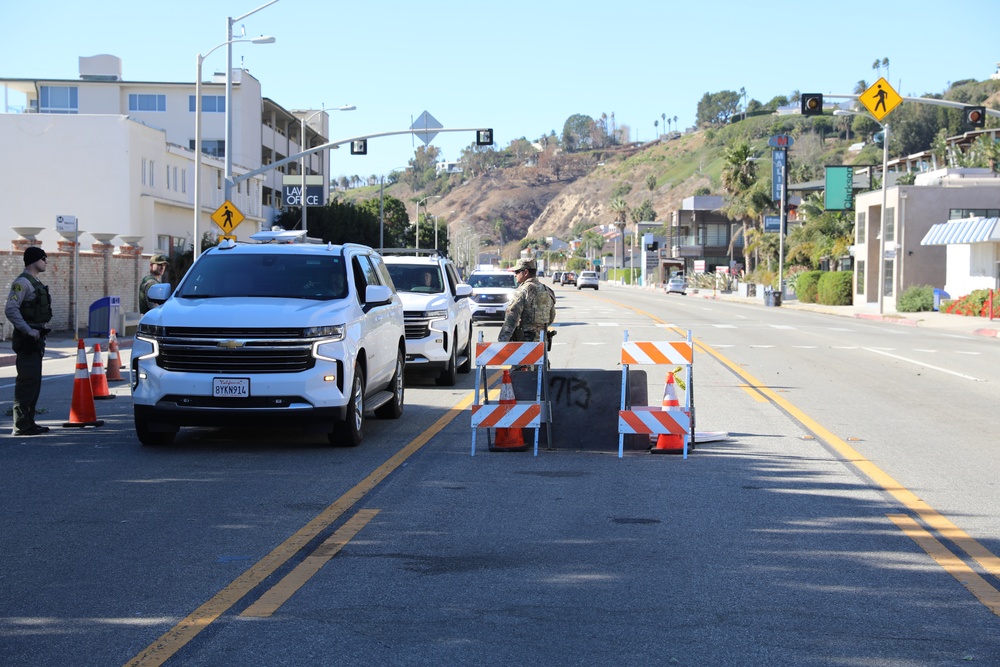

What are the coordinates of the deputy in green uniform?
(5, 246, 53, 436)
(498, 258, 556, 343)
(139, 254, 168, 314)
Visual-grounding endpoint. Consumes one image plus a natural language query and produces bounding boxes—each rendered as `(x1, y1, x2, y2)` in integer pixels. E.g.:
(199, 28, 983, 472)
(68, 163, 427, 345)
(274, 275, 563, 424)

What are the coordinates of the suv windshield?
(468, 273, 516, 289)
(385, 264, 444, 294)
(176, 253, 349, 300)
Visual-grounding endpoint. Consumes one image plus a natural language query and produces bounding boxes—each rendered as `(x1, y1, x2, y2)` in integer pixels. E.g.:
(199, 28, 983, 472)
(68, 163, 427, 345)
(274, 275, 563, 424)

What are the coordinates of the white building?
(0, 54, 328, 256)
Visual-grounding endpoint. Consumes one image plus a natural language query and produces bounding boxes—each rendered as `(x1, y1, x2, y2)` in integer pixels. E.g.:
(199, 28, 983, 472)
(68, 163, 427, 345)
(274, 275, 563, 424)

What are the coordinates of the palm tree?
(720, 141, 761, 271)
(673, 115, 678, 133)
(654, 119, 659, 138)
(661, 113, 666, 133)
(610, 197, 629, 274)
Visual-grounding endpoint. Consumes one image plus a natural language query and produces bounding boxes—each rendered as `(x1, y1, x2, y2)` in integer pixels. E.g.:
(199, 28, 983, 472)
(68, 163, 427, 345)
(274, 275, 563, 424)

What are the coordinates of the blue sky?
(4, 0, 998, 181)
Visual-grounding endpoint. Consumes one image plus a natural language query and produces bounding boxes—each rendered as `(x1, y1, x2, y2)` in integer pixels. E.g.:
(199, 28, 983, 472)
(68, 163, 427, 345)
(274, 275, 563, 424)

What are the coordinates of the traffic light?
(350, 139, 367, 155)
(964, 106, 986, 128)
(476, 129, 493, 146)
(800, 94, 824, 116)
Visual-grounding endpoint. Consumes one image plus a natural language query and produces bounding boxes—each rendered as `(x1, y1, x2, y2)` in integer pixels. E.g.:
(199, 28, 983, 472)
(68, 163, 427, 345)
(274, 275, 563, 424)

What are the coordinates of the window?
(188, 139, 225, 158)
(884, 207, 895, 243)
(173, 166, 179, 191)
(856, 260, 865, 294)
(39, 86, 78, 114)
(148, 160, 155, 187)
(949, 208, 1000, 220)
(882, 259, 894, 297)
(698, 224, 728, 246)
(181, 169, 187, 194)
(166, 165, 171, 189)
(856, 212, 866, 244)
(189, 95, 225, 113)
(141, 158, 148, 185)
(128, 94, 166, 112)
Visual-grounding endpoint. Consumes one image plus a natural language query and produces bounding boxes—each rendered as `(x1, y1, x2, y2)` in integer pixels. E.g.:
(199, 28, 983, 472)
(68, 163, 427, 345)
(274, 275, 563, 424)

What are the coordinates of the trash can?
(88, 296, 121, 337)
(933, 289, 949, 312)
(763, 290, 782, 307)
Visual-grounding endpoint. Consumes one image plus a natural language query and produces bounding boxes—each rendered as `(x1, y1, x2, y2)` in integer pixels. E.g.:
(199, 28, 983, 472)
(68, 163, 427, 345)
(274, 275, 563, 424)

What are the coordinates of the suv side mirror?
(365, 284, 393, 305)
(456, 284, 473, 299)
(147, 282, 172, 304)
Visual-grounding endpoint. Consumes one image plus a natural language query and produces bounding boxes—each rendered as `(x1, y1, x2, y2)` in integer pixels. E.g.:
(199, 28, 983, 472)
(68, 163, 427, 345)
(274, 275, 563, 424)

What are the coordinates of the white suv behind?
(132, 231, 406, 447)
(467, 269, 518, 324)
(381, 249, 473, 386)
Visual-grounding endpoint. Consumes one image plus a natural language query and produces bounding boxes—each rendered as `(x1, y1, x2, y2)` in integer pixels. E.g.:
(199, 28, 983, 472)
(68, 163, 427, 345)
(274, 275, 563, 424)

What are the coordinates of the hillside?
(340, 78, 1000, 254)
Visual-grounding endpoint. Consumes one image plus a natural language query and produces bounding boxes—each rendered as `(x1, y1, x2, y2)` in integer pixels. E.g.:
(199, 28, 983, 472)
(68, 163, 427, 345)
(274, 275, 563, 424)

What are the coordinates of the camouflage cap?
(513, 258, 536, 272)
(149, 254, 169, 264)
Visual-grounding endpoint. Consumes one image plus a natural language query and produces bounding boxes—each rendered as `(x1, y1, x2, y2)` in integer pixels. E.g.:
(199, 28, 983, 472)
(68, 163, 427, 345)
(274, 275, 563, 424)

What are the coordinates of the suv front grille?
(403, 312, 431, 340)
(154, 327, 316, 374)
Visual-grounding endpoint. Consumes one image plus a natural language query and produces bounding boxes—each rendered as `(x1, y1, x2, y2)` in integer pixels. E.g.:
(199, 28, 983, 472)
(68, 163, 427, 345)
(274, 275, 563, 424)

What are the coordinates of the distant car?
(551, 271, 562, 284)
(467, 270, 518, 323)
(561, 271, 577, 286)
(576, 271, 599, 290)
(666, 276, 687, 295)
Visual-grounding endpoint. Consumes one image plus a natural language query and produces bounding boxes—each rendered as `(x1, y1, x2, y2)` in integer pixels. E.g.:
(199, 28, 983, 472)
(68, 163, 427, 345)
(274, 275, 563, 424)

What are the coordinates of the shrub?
(897, 285, 935, 312)
(944, 289, 1000, 317)
(816, 271, 853, 305)
(794, 271, 824, 303)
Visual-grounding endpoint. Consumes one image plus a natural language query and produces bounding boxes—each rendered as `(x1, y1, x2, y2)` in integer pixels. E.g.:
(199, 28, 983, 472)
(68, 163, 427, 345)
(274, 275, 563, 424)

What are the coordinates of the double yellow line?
(125, 390, 480, 667)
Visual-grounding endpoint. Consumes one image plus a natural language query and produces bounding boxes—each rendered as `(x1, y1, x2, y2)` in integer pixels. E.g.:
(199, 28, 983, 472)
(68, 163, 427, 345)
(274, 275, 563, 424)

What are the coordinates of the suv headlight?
(304, 325, 344, 341)
(425, 309, 448, 321)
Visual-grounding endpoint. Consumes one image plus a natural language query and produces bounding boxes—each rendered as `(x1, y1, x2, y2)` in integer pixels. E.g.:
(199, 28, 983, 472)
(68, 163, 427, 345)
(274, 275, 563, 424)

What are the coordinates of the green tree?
(696, 90, 742, 126)
(358, 195, 409, 248)
(630, 199, 657, 223)
(646, 174, 657, 193)
(720, 141, 764, 270)
(562, 113, 595, 152)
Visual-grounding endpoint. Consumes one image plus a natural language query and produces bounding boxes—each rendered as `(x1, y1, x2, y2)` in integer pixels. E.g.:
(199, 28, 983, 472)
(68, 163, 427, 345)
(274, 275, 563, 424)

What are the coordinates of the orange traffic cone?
(490, 370, 528, 452)
(63, 339, 105, 428)
(651, 371, 685, 454)
(89, 343, 115, 400)
(106, 328, 124, 382)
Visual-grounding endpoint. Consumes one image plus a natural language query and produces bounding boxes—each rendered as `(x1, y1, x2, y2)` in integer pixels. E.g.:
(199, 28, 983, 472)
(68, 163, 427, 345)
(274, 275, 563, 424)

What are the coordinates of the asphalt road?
(2, 284, 999, 667)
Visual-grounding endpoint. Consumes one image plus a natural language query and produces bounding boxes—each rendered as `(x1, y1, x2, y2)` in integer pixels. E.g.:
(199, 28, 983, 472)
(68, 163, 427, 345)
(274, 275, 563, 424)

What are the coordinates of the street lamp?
(194, 32, 273, 259)
(224, 0, 281, 206)
(834, 109, 890, 314)
(299, 104, 355, 233)
(414, 195, 441, 250)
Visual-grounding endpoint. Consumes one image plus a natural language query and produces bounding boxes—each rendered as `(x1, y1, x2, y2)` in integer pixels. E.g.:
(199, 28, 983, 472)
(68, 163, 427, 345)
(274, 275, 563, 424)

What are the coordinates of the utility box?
(88, 296, 121, 337)
(933, 289, 950, 311)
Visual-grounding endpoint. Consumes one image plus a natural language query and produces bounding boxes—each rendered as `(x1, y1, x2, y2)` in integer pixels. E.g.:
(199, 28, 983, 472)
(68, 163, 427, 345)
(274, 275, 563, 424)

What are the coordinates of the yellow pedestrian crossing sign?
(860, 77, 902, 122)
(211, 200, 245, 233)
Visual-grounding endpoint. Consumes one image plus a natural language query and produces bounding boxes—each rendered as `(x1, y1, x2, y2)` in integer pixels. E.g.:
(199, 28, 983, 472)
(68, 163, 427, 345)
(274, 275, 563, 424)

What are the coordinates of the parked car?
(132, 229, 406, 447)
(467, 269, 518, 323)
(576, 271, 599, 290)
(382, 249, 473, 386)
(561, 271, 577, 286)
(551, 271, 562, 285)
(666, 276, 687, 295)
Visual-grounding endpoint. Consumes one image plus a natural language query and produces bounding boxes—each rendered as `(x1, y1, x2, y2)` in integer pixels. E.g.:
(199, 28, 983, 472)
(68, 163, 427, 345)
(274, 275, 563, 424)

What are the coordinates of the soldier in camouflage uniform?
(139, 254, 168, 314)
(498, 258, 556, 343)
(5, 246, 53, 436)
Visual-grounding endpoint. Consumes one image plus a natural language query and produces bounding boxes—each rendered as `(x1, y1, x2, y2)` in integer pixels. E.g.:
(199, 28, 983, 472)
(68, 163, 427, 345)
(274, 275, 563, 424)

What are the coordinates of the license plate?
(486, 308, 499, 314)
(213, 377, 250, 397)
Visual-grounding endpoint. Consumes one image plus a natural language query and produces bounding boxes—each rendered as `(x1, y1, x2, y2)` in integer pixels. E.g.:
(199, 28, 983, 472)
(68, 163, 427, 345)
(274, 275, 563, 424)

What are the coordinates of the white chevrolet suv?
(132, 231, 406, 447)
(381, 249, 473, 386)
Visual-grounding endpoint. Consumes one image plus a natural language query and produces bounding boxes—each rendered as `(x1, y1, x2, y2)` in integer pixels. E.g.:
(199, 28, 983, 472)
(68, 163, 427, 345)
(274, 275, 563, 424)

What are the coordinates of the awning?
(920, 217, 1000, 245)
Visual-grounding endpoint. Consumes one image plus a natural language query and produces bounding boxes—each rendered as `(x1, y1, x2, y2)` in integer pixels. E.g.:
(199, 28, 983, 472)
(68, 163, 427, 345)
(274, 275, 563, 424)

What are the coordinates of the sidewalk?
(0, 332, 133, 368)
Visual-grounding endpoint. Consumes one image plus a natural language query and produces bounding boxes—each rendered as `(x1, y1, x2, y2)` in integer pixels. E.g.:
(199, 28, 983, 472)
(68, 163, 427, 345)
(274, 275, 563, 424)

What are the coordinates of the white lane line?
(770, 325, 796, 330)
(597, 322, 618, 327)
(832, 346, 859, 349)
(713, 324, 737, 329)
(749, 345, 775, 349)
(792, 345, 817, 349)
(862, 347, 984, 382)
(955, 350, 981, 355)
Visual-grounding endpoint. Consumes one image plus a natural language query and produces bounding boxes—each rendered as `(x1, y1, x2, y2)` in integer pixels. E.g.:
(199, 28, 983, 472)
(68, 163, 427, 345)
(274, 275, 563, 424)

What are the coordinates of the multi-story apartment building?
(0, 54, 327, 256)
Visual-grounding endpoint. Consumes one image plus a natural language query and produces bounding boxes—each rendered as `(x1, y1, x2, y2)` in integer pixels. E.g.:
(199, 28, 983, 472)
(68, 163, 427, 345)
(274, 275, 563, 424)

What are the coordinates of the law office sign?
(282, 175, 326, 207)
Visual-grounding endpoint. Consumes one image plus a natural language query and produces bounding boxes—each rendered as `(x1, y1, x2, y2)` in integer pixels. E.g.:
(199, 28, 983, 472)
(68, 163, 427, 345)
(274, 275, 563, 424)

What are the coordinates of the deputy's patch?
(11, 283, 23, 292)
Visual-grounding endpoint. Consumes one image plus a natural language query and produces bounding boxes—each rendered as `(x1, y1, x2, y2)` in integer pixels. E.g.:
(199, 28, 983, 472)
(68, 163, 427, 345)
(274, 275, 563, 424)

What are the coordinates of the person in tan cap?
(498, 258, 556, 344)
(139, 254, 169, 313)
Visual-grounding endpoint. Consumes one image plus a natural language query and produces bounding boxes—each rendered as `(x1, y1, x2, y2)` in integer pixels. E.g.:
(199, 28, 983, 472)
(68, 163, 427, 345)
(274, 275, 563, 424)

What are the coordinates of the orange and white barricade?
(617, 330, 694, 458)
(470, 331, 551, 457)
